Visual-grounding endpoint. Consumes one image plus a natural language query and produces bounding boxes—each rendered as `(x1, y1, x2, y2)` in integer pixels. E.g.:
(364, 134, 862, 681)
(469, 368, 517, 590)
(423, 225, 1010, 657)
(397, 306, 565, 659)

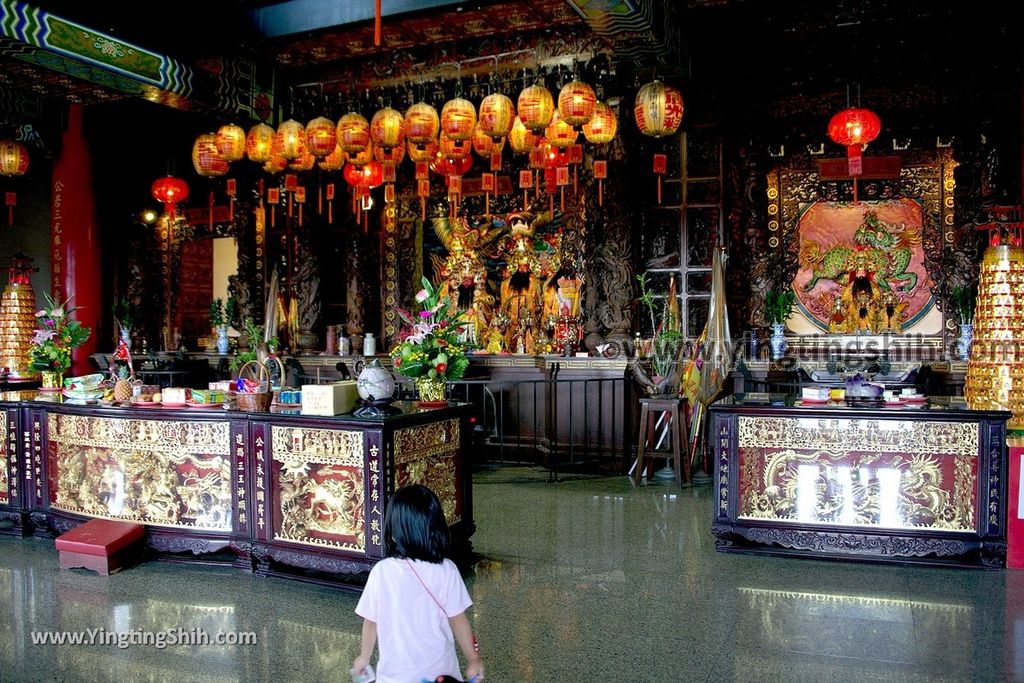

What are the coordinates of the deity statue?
(496, 211, 559, 354)
(430, 215, 501, 347)
(542, 262, 583, 354)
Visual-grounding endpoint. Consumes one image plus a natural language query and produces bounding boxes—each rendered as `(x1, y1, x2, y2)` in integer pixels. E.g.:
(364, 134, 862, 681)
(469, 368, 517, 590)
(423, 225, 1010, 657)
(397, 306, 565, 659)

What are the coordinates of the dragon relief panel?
(394, 420, 460, 525)
(270, 426, 366, 551)
(47, 414, 232, 530)
(737, 416, 978, 532)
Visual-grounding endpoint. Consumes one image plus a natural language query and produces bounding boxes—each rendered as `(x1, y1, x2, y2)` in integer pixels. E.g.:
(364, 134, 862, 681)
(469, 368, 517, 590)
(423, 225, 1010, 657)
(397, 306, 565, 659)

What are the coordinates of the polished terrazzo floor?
(1, 467, 1022, 682)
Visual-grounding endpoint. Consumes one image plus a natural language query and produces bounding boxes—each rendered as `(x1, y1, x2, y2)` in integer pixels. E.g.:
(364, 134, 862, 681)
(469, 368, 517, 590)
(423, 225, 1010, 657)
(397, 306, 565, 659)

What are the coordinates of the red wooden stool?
(55, 519, 145, 575)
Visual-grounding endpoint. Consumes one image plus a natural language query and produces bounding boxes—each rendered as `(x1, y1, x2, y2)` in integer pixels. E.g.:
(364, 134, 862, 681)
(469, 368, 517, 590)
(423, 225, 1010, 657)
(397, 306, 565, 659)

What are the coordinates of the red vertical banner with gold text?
(50, 104, 100, 375)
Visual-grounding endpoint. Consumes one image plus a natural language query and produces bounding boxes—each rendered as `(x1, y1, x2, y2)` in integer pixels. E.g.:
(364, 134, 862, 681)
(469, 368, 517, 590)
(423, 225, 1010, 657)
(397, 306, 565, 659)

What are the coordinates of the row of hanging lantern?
(190, 76, 682, 225)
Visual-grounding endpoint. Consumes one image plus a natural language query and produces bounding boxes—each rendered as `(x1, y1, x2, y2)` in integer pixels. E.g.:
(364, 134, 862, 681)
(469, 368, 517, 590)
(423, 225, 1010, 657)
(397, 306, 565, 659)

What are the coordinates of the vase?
(769, 323, 787, 360)
(119, 327, 132, 352)
(41, 370, 64, 390)
(358, 359, 396, 402)
(415, 377, 447, 405)
(216, 326, 230, 354)
(957, 323, 974, 361)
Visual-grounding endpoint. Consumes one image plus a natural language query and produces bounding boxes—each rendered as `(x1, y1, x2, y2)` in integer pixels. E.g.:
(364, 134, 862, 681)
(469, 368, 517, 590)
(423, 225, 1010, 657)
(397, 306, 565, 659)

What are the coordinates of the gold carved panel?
(271, 426, 365, 551)
(47, 413, 232, 530)
(737, 416, 978, 531)
(395, 419, 460, 524)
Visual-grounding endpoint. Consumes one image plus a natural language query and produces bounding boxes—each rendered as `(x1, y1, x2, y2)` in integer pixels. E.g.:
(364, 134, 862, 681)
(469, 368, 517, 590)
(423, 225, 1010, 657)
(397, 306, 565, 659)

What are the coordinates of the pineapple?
(113, 363, 133, 402)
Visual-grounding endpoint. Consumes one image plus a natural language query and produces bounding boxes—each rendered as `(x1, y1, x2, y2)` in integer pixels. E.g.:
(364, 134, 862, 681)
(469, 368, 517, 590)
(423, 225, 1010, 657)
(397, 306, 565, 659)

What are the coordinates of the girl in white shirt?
(352, 485, 484, 683)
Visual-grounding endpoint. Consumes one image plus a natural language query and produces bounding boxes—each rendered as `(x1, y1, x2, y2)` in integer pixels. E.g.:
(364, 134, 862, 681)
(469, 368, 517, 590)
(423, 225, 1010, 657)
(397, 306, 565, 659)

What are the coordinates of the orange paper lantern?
(348, 141, 374, 167)
(337, 113, 371, 154)
(318, 144, 346, 171)
(374, 141, 406, 166)
(478, 93, 515, 141)
(508, 116, 539, 154)
(263, 156, 288, 174)
(408, 140, 439, 163)
(192, 133, 229, 177)
(557, 80, 596, 127)
(583, 102, 618, 144)
(405, 102, 440, 149)
(0, 141, 29, 176)
(440, 133, 471, 161)
(215, 124, 246, 162)
(472, 126, 505, 158)
(440, 98, 477, 142)
(305, 116, 338, 158)
(245, 123, 275, 163)
(276, 119, 306, 160)
(289, 149, 316, 171)
(544, 111, 577, 150)
(370, 107, 406, 151)
(518, 84, 555, 132)
(634, 80, 684, 138)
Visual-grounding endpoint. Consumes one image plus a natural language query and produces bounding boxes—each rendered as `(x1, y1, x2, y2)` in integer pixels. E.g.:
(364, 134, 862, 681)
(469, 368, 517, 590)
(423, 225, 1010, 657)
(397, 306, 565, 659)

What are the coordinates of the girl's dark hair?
(383, 485, 450, 563)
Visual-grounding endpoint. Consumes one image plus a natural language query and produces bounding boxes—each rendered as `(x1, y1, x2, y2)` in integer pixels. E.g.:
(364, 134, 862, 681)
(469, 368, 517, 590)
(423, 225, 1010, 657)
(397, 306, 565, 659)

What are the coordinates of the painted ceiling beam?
(249, 0, 469, 39)
(0, 0, 273, 120)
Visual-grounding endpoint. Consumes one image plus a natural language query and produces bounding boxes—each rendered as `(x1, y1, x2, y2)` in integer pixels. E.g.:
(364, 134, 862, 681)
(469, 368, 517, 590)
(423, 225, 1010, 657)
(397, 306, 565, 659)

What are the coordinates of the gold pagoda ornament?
(0, 252, 39, 379)
(965, 209, 1024, 429)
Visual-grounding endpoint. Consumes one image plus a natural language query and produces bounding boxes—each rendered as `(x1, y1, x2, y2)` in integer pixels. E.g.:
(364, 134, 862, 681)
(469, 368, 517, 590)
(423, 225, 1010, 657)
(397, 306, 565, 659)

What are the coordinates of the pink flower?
(419, 310, 432, 319)
(414, 289, 429, 303)
(31, 329, 55, 346)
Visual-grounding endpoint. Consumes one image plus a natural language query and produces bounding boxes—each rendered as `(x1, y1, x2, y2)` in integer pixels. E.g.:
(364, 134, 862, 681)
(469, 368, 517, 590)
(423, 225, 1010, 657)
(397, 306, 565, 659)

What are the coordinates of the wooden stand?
(634, 397, 689, 485)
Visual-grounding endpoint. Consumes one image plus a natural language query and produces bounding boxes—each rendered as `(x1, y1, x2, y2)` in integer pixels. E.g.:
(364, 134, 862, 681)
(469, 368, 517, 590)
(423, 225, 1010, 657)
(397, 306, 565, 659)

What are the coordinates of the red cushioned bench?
(55, 519, 145, 575)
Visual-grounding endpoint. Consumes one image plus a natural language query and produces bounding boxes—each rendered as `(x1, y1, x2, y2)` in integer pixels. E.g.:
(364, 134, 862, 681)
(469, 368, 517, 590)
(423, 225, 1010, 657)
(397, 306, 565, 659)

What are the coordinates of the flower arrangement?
(210, 298, 226, 328)
(764, 289, 796, 325)
(28, 294, 91, 375)
(390, 277, 471, 384)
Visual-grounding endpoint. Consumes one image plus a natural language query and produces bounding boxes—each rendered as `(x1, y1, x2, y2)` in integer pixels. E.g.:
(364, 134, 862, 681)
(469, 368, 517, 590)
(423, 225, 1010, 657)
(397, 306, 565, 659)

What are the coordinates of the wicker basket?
(236, 360, 273, 412)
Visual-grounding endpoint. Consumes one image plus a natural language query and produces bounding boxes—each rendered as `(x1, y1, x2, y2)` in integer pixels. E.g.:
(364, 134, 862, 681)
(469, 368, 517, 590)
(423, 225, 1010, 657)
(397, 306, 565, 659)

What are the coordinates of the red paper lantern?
(192, 133, 229, 177)
(151, 176, 189, 206)
(305, 116, 338, 158)
(275, 119, 306, 161)
(405, 102, 440, 149)
(440, 98, 477, 142)
(0, 141, 29, 176)
(634, 80, 684, 138)
(337, 113, 371, 154)
(215, 124, 246, 162)
(478, 93, 515, 141)
(827, 107, 882, 155)
(245, 123, 275, 163)
(343, 161, 383, 188)
(370, 107, 406, 152)
(518, 84, 555, 132)
(508, 116, 539, 154)
(544, 111, 577, 150)
(557, 80, 597, 127)
(430, 153, 472, 177)
(583, 102, 618, 144)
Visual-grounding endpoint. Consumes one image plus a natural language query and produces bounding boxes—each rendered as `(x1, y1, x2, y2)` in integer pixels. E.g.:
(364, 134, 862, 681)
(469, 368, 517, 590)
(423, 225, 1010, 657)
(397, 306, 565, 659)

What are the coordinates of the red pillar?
(51, 104, 101, 375)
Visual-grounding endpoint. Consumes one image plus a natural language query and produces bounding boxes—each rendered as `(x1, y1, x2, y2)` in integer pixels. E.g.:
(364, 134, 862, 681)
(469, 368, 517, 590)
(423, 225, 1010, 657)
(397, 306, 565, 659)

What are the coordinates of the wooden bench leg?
(634, 405, 649, 485)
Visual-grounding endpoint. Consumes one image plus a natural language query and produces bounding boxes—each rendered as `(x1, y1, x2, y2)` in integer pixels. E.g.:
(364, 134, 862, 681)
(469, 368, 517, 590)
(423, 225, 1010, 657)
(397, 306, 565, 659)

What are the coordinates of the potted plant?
(210, 298, 229, 354)
(28, 294, 92, 388)
(630, 273, 685, 396)
(764, 289, 796, 360)
(389, 277, 472, 404)
(112, 297, 138, 351)
(951, 285, 976, 361)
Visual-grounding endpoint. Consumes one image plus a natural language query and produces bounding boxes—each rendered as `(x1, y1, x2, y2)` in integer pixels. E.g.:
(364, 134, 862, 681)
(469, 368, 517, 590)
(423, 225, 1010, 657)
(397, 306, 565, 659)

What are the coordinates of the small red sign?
(569, 144, 583, 164)
(385, 184, 395, 203)
(415, 162, 429, 179)
(593, 160, 608, 179)
(448, 175, 462, 195)
(382, 164, 396, 183)
(653, 153, 667, 174)
(4, 192, 15, 206)
(226, 178, 237, 197)
(284, 174, 298, 191)
(267, 188, 280, 204)
(295, 187, 306, 203)
(417, 179, 430, 197)
(847, 156, 863, 176)
(519, 170, 533, 189)
(490, 151, 502, 171)
(556, 166, 570, 186)
(326, 183, 335, 200)
(481, 173, 495, 192)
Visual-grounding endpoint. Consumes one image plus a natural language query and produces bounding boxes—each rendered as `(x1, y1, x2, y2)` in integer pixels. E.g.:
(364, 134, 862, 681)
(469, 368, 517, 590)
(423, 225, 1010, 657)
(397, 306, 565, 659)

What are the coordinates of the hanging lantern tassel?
(593, 160, 608, 207)
(417, 178, 429, 221)
(296, 186, 306, 226)
(5, 192, 14, 226)
(448, 175, 462, 218)
(318, 182, 323, 216)
(226, 178, 237, 221)
(556, 166, 569, 214)
(653, 153, 667, 204)
(482, 173, 495, 215)
(285, 174, 297, 218)
(326, 182, 335, 224)
(268, 187, 280, 228)
(519, 171, 532, 211)
(258, 179, 265, 211)
(569, 144, 583, 195)
(208, 190, 215, 231)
